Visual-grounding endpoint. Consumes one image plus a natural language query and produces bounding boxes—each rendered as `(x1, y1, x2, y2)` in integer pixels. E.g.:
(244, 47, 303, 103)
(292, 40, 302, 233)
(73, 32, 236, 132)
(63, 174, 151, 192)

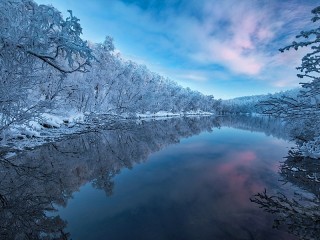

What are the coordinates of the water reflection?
(251, 151, 320, 240)
(0, 117, 219, 239)
(0, 155, 69, 239)
(219, 115, 290, 140)
(0, 116, 315, 239)
(226, 116, 320, 239)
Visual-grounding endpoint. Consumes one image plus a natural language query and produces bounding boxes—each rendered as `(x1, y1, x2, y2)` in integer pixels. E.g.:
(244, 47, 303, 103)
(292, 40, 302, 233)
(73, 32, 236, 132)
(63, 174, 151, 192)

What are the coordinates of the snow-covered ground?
(136, 110, 213, 118)
(0, 112, 87, 152)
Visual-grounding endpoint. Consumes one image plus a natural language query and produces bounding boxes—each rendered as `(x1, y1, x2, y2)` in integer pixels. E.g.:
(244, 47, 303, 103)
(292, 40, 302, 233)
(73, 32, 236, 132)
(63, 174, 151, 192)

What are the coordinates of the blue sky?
(36, 0, 318, 99)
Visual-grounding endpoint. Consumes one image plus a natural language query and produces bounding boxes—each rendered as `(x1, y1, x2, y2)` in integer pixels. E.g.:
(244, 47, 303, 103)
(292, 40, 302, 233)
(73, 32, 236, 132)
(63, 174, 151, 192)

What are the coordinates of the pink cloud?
(219, 47, 263, 75)
(218, 151, 256, 173)
(166, 1, 312, 83)
(204, 150, 264, 206)
(192, 42, 263, 75)
(177, 2, 275, 76)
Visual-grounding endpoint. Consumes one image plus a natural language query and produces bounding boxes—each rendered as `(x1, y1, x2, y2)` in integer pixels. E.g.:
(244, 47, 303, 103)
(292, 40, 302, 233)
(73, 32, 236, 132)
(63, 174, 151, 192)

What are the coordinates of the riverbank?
(0, 111, 214, 157)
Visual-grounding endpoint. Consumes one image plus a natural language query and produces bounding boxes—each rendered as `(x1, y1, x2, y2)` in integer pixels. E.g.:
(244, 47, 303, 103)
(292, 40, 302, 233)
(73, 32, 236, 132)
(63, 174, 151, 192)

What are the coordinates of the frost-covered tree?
(67, 42, 218, 116)
(0, 0, 93, 74)
(0, 0, 93, 131)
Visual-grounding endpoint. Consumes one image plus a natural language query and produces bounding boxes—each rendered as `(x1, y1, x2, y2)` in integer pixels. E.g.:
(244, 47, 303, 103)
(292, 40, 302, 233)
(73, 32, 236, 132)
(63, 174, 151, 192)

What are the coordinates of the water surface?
(1, 116, 313, 239)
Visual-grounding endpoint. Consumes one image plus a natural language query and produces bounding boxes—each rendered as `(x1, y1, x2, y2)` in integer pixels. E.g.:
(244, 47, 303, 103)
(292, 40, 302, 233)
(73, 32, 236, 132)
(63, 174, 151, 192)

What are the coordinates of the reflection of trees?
(0, 157, 70, 240)
(219, 115, 290, 140)
(251, 189, 320, 240)
(224, 115, 320, 239)
(0, 116, 219, 239)
(251, 151, 320, 240)
(3, 115, 317, 239)
(281, 150, 320, 199)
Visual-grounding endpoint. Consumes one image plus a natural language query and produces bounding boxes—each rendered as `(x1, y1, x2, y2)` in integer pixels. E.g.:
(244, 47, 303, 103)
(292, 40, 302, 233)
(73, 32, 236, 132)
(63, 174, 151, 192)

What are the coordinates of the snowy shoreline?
(0, 111, 214, 157)
(2, 111, 320, 161)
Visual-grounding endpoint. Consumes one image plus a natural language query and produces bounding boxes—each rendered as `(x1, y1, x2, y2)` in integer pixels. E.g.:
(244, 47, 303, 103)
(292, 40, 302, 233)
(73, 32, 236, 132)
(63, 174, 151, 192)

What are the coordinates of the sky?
(36, 0, 319, 99)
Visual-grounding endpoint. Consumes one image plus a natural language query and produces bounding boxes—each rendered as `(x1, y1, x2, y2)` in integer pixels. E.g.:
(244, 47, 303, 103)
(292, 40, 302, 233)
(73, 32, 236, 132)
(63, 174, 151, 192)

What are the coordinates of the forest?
(0, 0, 219, 144)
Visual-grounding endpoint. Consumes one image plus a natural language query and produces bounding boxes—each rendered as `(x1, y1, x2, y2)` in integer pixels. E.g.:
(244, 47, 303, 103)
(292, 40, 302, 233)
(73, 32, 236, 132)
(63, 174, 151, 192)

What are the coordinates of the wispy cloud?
(35, 0, 319, 97)
(156, 0, 314, 79)
(110, 0, 317, 86)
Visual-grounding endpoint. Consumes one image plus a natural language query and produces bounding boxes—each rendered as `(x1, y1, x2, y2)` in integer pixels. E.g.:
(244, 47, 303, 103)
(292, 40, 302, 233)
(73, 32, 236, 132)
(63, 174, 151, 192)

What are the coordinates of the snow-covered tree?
(0, 0, 93, 131)
(0, 0, 93, 74)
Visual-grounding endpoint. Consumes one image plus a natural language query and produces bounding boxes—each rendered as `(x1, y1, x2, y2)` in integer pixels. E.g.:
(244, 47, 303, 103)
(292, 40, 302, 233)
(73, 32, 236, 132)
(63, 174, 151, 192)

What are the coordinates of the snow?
(38, 112, 85, 128)
(136, 111, 214, 119)
(40, 113, 65, 128)
(300, 136, 320, 159)
(66, 111, 85, 123)
(2, 124, 41, 140)
(0, 111, 87, 149)
(28, 120, 43, 131)
(0, 111, 214, 150)
(306, 174, 320, 183)
(4, 152, 17, 159)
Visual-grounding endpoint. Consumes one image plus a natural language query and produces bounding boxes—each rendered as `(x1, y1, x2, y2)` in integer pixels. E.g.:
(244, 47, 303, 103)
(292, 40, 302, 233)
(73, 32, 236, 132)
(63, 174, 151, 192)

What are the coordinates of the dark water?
(1, 116, 318, 240)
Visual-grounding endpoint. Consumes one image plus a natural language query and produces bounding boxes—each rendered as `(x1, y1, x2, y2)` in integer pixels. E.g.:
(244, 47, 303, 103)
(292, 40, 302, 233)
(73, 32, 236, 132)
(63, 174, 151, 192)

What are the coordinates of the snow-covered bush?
(300, 137, 320, 159)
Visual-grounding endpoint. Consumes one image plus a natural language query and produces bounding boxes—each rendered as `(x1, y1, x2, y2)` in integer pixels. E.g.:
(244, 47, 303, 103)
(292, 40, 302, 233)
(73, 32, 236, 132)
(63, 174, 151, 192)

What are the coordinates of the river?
(1, 116, 318, 240)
